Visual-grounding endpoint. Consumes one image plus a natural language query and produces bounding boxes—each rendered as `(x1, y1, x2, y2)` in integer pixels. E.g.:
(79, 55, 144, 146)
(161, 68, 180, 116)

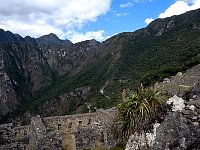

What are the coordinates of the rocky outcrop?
(126, 98, 200, 150)
(151, 84, 200, 150)
(152, 107, 200, 149)
(126, 65, 200, 150)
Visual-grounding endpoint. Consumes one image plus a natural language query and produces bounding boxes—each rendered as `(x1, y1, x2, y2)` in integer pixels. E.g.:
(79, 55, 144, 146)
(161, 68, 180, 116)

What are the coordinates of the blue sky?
(82, 0, 173, 35)
(0, 0, 199, 43)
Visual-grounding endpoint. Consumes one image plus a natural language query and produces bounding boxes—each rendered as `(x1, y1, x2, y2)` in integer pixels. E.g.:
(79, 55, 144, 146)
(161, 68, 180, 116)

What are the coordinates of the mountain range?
(0, 8, 200, 125)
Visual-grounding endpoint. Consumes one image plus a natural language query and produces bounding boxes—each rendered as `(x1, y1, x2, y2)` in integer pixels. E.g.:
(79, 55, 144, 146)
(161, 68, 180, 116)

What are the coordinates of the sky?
(0, 0, 199, 43)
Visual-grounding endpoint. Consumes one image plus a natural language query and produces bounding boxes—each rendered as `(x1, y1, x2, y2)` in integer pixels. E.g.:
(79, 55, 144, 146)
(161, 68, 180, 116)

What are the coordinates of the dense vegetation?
(101, 10, 200, 106)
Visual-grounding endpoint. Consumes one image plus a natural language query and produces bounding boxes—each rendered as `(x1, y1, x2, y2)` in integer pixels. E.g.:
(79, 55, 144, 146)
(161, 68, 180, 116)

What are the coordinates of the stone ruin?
(0, 108, 121, 150)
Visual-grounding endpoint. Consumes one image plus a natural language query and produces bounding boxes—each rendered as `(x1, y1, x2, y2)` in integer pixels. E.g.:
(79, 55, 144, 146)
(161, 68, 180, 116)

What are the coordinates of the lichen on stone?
(166, 95, 185, 112)
(145, 123, 160, 147)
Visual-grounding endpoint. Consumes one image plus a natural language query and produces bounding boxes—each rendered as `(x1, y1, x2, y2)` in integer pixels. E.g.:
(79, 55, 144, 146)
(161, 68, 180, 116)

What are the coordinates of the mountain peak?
(0, 29, 25, 43)
(38, 33, 60, 41)
(37, 33, 72, 46)
(47, 33, 59, 39)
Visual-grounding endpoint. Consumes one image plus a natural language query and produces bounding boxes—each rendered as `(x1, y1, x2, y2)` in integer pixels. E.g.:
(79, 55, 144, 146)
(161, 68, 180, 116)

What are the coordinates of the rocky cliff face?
(0, 42, 52, 119)
(0, 30, 100, 121)
(38, 38, 100, 76)
(0, 57, 17, 117)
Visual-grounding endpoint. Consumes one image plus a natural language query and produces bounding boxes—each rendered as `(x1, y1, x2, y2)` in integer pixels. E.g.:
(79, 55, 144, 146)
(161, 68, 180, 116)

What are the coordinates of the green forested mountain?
(1, 8, 200, 124)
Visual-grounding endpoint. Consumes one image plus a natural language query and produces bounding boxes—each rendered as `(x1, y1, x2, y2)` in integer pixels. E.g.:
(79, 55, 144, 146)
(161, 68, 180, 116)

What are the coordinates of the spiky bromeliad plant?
(117, 84, 164, 141)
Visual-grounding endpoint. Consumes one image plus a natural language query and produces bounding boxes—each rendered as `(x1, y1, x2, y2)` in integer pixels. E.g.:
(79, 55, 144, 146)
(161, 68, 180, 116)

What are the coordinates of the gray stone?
(151, 112, 200, 150)
(182, 110, 193, 115)
(192, 116, 198, 120)
(196, 108, 200, 114)
(176, 72, 183, 77)
(163, 78, 171, 83)
(193, 95, 197, 99)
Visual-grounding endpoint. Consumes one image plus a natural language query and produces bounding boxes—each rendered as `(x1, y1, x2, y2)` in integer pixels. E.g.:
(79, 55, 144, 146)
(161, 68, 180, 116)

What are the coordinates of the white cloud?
(0, 0, 112, 42)
(159, 0, 200, 18)
(145, 18, 154, 24)
(66, 30, 109, 43)
(0, 20, 66, 39)
(120, 2, 133, 8)
(144, 0, 200, 24)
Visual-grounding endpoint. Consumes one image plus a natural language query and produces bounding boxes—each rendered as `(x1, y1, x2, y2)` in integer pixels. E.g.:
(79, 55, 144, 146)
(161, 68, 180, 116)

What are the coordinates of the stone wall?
(0, 108, 121, 150)
(42, 111, 101, 132)
(30, 115, 62, 150)
(0, 123, 31, 150)
(14, 126, 30, 140)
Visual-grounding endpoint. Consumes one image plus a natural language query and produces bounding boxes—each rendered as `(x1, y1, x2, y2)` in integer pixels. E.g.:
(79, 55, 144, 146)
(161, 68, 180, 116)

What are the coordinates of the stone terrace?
(159, 64, 200, 96)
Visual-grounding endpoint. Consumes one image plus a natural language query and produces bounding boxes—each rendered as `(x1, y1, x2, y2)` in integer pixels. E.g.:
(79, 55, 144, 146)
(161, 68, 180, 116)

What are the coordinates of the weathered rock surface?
(151, 112, 200, 150)
(126, 65, 200, 150)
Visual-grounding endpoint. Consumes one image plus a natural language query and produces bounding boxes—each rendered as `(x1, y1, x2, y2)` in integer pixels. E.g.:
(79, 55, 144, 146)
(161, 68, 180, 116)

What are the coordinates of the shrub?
(117, 84, 164, 141)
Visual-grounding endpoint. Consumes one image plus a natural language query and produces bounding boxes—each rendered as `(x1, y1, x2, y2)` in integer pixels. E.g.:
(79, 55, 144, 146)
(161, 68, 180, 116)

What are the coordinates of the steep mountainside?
(0, 42, 51, 118)
(0, 30, 101, 122)
(1, 8, 200, 124)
